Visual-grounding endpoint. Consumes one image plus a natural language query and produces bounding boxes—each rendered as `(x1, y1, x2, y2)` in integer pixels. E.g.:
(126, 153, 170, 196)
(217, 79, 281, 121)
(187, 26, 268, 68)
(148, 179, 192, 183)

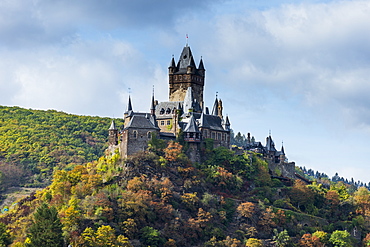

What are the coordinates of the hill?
(0, 105, 123, 189)
(1, 138, 370, 246)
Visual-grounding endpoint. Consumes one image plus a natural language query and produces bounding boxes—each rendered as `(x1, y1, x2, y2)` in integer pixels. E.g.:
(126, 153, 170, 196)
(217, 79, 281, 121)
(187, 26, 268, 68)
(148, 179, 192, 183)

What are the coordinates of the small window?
(211, 132, 215, 139)
(167, 120, 171, 125)
(133, 130, 137, 139)
(166, 108, 171, 114)
(147, 132, 151, 139)
(161, 121, 165, 126)
(218, 133, 221, 140)
(160, 108, 165, 115)
(172, 107, 176, 114)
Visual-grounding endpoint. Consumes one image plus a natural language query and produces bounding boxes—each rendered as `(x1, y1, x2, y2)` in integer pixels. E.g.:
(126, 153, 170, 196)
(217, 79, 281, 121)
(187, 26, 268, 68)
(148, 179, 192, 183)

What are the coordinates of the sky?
(1, 0, 370, 183)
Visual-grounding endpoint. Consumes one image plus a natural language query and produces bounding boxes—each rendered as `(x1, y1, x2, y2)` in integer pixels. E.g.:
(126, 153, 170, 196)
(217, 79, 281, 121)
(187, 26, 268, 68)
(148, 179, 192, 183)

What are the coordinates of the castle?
(108, 44, 295, 178)
(108, 44, 231, 161)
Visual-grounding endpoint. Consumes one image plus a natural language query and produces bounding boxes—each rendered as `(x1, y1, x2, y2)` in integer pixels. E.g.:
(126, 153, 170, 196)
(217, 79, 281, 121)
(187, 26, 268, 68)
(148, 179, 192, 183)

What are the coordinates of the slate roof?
(155, 101, 182, 119)
(124, 115, 159, 130)
(184, 114, 200, 133)
(185, 112, 227, 132)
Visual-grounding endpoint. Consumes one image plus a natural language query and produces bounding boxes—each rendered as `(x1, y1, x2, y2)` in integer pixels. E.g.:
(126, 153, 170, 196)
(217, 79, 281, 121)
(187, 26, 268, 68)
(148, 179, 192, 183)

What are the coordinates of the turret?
(108, 120, 118, 146)
(223, 115, 230, 131)
(183, 114, 201, 142)
(168, 56, 176, 74)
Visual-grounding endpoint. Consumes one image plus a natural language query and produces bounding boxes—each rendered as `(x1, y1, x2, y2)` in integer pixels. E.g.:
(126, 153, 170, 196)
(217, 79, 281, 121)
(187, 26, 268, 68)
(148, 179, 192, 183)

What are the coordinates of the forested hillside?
(1, 138, 370, 246)
(0, 106, 123, 189)
(2, 106, 370, 246)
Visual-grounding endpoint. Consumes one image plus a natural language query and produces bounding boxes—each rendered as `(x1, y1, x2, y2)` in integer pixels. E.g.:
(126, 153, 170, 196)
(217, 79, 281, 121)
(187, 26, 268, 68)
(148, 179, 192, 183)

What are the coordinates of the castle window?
(218, 133, 221, 140)
(147, 132, 152, 139)
(223, 133, 227, 141)
(133, 130, 137, 139)
(160, 108, 165, 115)
(166, 108, 171, 114)
(160, 121, 165, 126)
(211, 132, 215, 139)
(167, 120, 171, 125)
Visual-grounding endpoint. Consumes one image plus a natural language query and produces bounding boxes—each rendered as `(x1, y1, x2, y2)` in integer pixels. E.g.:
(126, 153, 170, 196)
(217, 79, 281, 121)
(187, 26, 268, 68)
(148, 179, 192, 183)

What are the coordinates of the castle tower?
(108, 120, 118, 146)
(168, 45, 205, 108)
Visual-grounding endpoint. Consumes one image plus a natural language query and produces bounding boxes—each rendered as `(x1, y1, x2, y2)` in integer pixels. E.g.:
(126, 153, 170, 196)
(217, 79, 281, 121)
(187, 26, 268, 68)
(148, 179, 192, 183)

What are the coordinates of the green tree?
(329, 230, 351, 247)
(140, 226, 165, 247)
(273, 229, 290, 247)
(0, 222, 11, 247)
(26, 203, 64, 247)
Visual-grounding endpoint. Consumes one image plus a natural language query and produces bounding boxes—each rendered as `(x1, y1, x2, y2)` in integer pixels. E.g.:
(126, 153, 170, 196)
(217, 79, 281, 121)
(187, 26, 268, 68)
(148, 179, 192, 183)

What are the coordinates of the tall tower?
(168, 45, 205, 108)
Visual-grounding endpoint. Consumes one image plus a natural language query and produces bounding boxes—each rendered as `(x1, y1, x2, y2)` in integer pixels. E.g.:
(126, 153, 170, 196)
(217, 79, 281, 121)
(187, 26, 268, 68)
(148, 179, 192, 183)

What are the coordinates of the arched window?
(166, 108, 171, 114)
(147, 132, 151, 139)
(133, 130, 137, 139)
(160, 108, 165, 115)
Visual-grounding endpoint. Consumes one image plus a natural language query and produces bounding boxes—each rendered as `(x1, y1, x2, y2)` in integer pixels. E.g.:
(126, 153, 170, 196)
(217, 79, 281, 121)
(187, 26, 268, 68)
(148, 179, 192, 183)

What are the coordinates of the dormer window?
(160, 108, 165, 115)
(166, 108, 171, 114)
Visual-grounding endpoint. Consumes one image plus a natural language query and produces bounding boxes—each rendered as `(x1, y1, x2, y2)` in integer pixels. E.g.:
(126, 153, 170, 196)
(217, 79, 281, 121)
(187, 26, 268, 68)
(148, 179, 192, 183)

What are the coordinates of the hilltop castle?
(108, 44, 295, 178)
(108, 44, 231, 161)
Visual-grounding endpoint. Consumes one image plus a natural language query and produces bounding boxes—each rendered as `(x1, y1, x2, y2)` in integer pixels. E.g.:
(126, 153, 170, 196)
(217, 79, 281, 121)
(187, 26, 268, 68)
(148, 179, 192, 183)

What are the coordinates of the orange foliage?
(237, 202, 255, 219)
(164, 141, 183, 162)
(299, 233, 323, 247)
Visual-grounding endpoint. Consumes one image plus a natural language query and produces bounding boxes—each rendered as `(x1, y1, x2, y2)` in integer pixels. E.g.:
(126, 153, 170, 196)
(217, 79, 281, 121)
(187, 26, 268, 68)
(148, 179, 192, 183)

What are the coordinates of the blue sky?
(1, 0, 370, 183)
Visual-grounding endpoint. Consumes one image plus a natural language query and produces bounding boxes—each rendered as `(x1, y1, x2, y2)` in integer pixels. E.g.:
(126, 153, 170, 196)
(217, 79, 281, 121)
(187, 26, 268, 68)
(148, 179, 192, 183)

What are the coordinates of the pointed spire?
(169, 56, 176, 68)
(150, 86, 156, 115)
(183, 87, 194, 113)
(198, 57, 205, 71)
(109, 120, 117, 130)
(224, 115, 230, 131)
(127, 95, 133, 112)
(211, 93, 219, 116)
(281, 141, 285, 155)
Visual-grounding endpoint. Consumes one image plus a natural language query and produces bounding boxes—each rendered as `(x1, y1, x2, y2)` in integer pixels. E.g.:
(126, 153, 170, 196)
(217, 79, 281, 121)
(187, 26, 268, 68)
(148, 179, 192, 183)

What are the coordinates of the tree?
(0, 222, 11, 247)
(273, 229, 290, 247)
(140, 226, 165, 247)
(329, 230, 351, 247)
(299, 233, 323, 247)
(246, 238, 263, 247)
(26, 203, 64, 247)
(237, 202, 255, 223)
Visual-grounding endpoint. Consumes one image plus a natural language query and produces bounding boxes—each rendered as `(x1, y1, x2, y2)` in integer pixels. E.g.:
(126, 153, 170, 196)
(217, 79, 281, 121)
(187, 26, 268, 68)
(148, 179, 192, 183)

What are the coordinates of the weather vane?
(186, 34, 188, 47)
(128, 87, 131, 94)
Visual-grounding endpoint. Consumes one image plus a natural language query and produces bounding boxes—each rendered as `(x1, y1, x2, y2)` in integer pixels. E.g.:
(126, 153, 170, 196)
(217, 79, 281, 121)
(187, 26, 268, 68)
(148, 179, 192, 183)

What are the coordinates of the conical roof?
(184, 114, 200, 133)
(127, 95, 133, 112)
(109, 120, 117, 130)
(198, 58, 205, 70)
(211, 97, 219, 116)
